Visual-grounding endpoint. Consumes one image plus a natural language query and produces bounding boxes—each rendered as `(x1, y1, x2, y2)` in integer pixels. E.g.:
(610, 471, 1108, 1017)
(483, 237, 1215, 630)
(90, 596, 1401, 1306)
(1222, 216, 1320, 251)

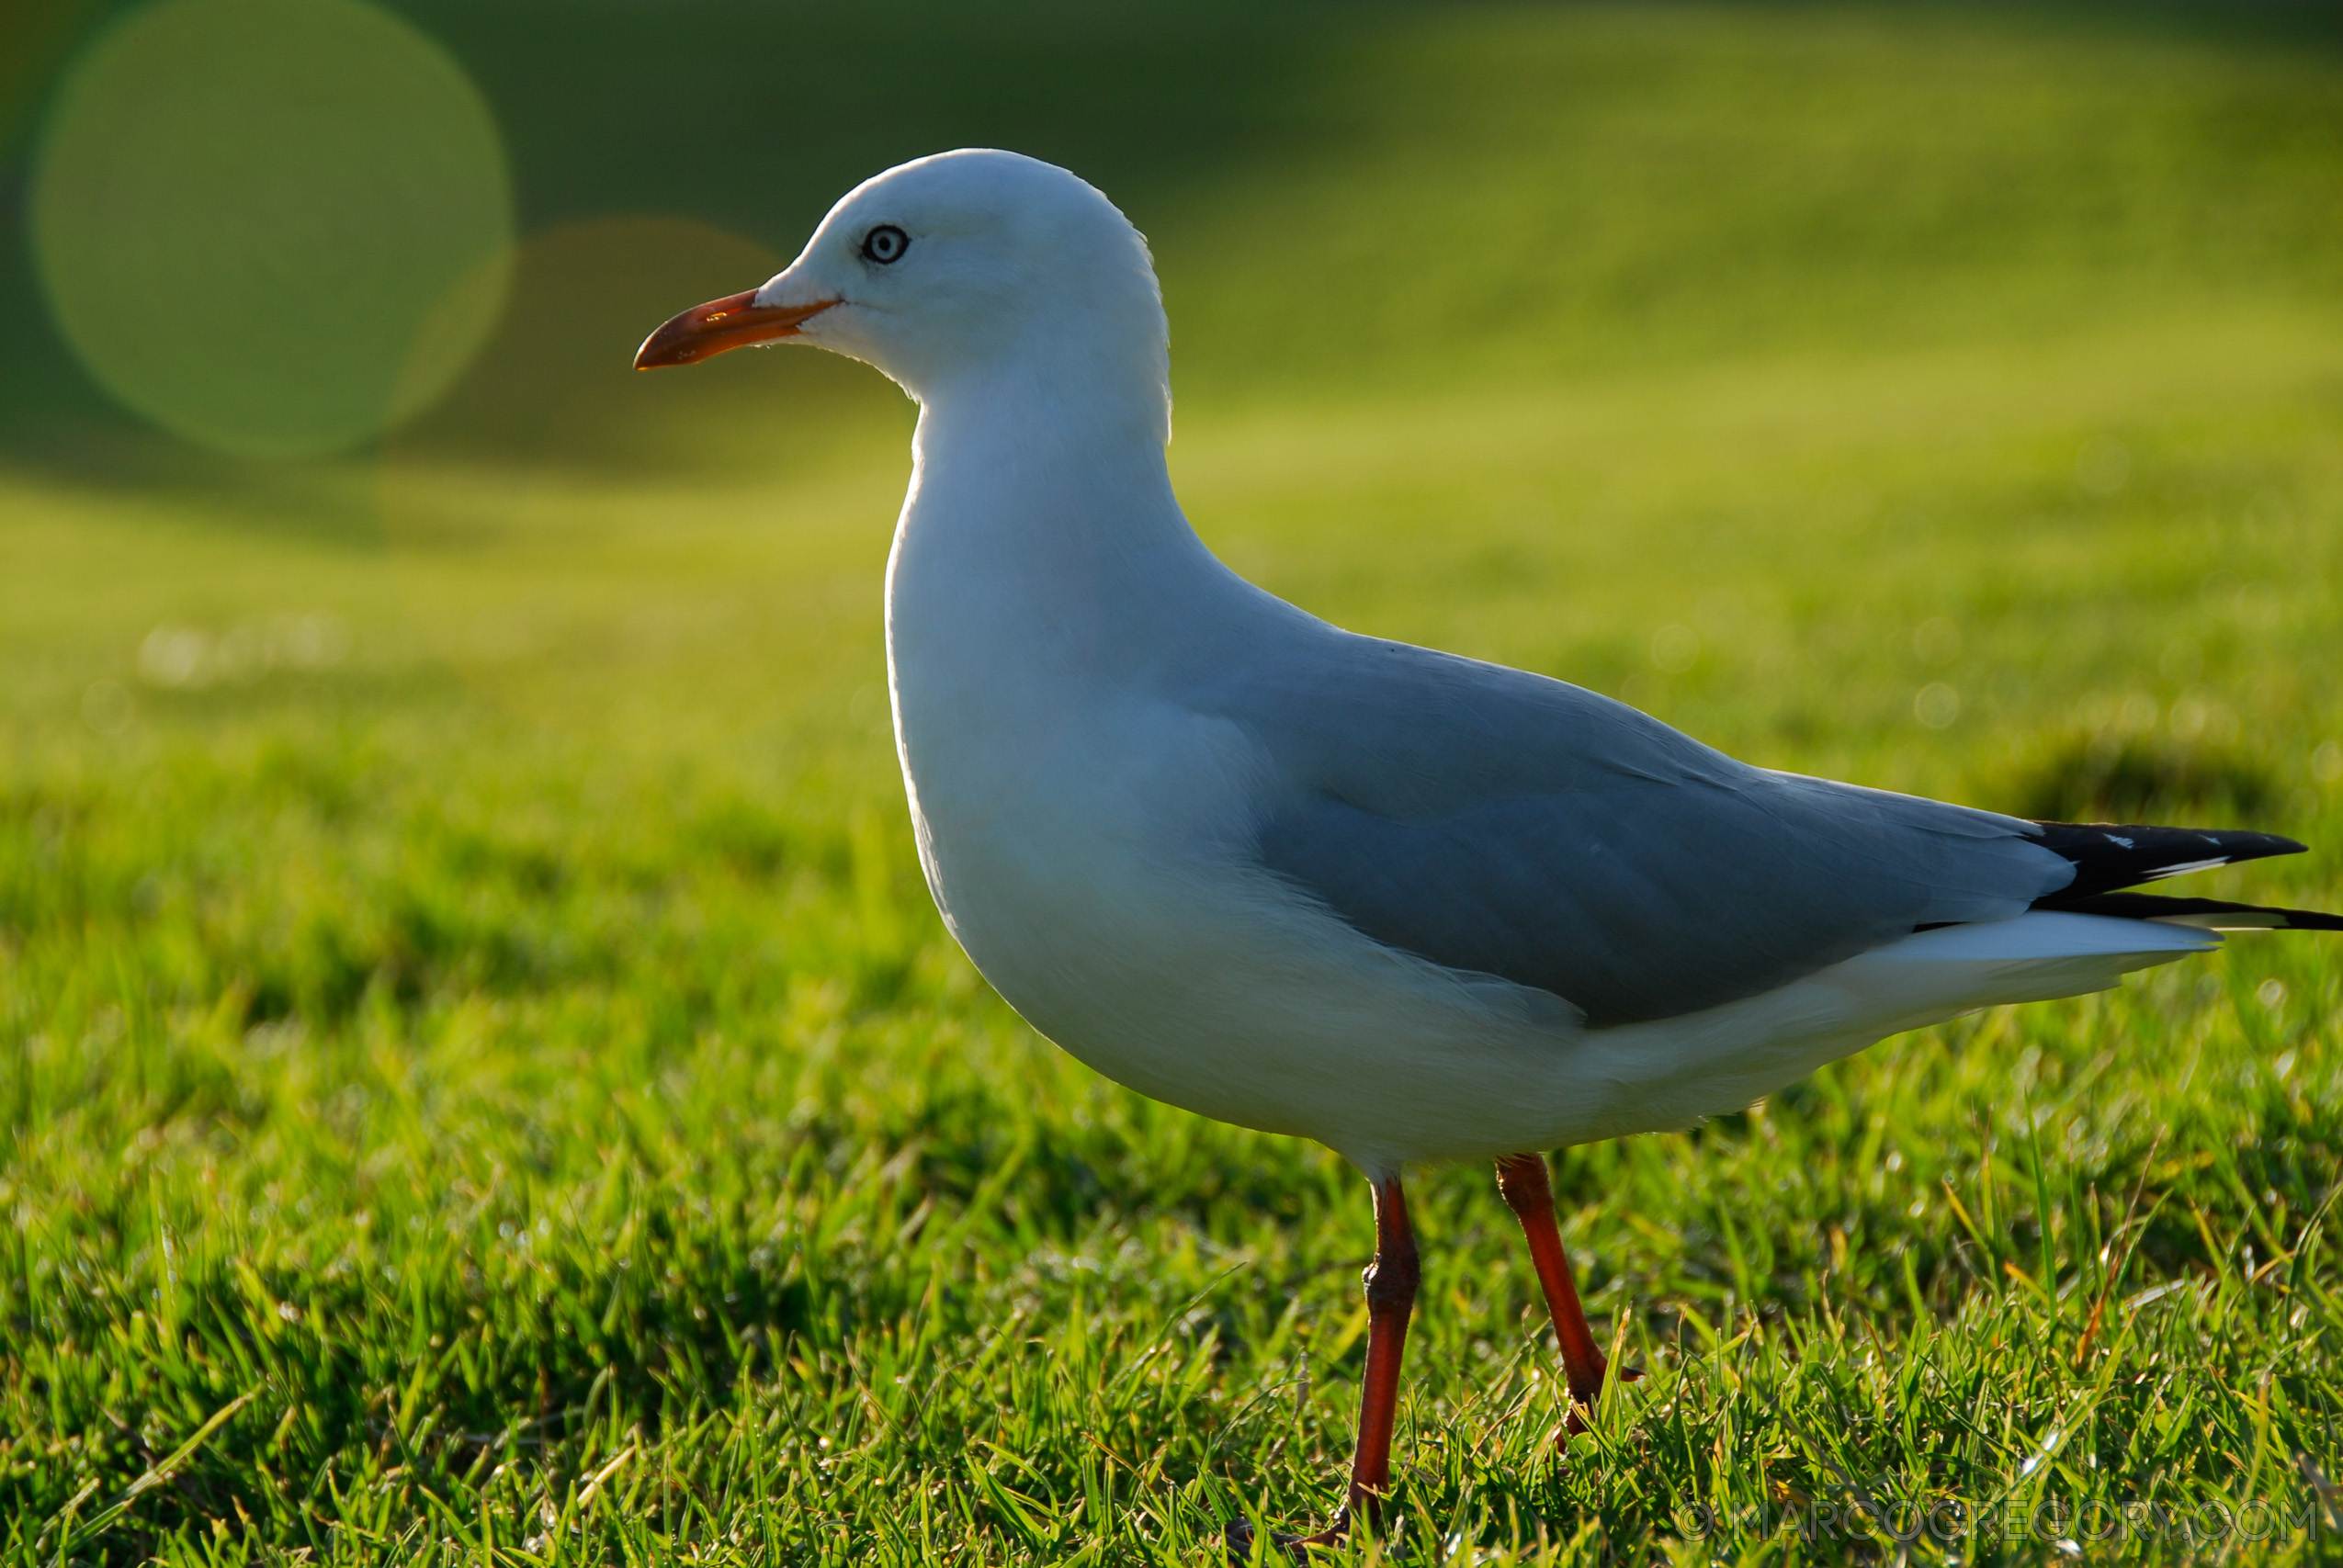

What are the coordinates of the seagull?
(638, 149, 2340, 1551)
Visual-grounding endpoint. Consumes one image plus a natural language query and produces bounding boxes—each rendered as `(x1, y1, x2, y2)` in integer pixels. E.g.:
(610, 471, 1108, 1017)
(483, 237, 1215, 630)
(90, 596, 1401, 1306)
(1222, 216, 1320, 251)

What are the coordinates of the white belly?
(893, 689, 1580, 1168)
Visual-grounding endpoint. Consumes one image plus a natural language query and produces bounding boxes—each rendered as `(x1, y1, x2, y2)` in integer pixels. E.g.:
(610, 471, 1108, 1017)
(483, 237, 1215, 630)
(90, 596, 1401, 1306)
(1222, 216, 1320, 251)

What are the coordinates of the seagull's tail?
(1857, 910, 2218, 1015)
(1622, 910, 2223, 1131)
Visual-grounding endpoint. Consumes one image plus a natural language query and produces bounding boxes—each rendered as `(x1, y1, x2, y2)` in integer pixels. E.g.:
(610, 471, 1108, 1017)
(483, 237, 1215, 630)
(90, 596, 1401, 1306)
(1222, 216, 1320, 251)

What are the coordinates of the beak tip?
(631, 326, 695, 370)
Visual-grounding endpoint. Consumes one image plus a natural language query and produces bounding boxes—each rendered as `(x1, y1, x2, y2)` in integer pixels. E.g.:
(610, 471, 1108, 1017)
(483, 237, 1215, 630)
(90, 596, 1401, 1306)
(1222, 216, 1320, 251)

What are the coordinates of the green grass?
(6, 3, 2343, 1562)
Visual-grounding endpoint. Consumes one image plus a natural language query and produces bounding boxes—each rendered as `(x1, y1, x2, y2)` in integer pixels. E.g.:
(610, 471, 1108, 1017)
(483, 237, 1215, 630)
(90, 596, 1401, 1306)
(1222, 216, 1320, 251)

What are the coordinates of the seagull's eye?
(861, 225, 909, 265)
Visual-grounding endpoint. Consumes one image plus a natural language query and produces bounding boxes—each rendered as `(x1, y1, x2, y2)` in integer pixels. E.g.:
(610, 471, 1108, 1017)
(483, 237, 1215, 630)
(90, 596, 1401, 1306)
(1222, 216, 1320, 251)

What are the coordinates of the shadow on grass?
(2013, 731, 2278, 823)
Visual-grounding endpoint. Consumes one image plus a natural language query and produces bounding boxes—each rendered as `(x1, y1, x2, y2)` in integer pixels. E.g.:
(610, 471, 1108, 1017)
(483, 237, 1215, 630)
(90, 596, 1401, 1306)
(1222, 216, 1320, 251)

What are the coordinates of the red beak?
(632, 288, 838, 369)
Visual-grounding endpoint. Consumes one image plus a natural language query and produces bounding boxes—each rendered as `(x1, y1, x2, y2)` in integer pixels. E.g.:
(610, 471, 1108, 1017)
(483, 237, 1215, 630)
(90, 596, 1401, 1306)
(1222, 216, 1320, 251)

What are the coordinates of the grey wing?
(1207, 633, 2074, 1028)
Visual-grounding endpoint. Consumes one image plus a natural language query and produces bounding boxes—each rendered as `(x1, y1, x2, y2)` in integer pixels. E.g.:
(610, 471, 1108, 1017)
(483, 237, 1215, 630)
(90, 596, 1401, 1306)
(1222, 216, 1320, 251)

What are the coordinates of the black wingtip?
(2050, 891, 2343, 931)
(2029, 821, 2309, 900)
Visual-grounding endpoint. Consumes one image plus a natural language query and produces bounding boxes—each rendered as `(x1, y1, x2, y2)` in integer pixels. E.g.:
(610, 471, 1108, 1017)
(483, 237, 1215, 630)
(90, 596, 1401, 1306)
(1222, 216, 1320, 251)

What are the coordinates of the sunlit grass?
(6, 2, 2343, 1562)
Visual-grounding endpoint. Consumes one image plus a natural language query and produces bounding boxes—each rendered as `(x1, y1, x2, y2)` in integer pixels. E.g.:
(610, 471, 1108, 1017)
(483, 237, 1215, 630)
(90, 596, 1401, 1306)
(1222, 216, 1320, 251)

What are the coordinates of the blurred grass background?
(5, 1, 2343, 1562)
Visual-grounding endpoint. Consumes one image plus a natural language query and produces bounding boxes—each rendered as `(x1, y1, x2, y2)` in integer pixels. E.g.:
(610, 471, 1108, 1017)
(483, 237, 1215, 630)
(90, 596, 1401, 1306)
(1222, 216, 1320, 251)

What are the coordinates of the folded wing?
(1214, 632, 2083, 1028)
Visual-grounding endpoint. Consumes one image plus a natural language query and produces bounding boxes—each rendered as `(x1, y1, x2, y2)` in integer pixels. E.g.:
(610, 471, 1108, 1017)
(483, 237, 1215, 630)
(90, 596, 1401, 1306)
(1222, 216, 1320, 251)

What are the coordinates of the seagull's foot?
(1555, 1365, 1646, 1446)
(1224, 1507, 1348, 1563)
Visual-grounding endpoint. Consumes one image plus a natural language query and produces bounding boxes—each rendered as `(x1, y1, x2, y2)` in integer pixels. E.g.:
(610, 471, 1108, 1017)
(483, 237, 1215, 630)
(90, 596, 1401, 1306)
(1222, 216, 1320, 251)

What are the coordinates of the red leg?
(1495, 1153, 1620, 1431)
(1227, 1174, 1420, 1561)
(1344, 1176, 1420, 1522)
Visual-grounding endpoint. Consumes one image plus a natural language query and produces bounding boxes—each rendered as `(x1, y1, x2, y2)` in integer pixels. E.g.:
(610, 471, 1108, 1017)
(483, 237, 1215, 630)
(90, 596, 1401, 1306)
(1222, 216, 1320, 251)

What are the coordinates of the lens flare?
(28, 0, 514, 457)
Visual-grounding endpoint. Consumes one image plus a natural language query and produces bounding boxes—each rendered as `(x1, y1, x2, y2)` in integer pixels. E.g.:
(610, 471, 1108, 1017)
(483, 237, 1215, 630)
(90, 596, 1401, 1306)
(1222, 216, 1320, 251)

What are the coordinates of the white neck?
(878, 342, 1251, 848)
(888, 335, 1222, 654)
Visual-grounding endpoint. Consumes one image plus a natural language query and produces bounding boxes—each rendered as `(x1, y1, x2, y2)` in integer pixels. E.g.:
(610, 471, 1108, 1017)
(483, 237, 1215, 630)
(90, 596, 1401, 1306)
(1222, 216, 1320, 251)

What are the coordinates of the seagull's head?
(635, 149, 1167, 417)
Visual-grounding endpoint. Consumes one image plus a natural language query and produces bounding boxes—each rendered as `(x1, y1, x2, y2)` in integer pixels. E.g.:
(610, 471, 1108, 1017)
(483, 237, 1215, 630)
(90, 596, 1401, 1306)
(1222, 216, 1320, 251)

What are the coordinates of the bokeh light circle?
(28, 0, 514, 458)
